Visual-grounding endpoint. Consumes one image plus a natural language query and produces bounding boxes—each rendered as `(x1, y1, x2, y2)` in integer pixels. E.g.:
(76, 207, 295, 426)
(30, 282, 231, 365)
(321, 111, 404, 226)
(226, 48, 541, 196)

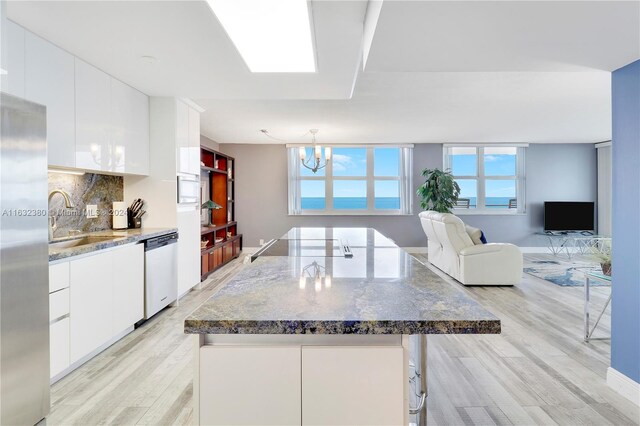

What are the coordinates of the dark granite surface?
(185, 228, 501, 335)
(49, 228, 177, 262)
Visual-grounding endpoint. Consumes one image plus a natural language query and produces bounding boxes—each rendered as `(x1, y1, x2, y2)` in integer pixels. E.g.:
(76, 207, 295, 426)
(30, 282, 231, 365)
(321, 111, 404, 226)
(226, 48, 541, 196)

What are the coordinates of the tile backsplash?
(48, 172, 123, 237)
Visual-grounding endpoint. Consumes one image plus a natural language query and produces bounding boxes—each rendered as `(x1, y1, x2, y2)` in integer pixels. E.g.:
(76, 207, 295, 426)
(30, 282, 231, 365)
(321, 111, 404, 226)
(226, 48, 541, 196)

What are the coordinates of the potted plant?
(417, 168, 461, 213)
(593, 252, 612, 276)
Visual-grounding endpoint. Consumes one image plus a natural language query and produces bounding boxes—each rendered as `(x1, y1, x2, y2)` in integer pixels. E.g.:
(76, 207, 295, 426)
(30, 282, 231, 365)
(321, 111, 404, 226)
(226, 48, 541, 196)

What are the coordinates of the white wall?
(597, 143, 612, 236)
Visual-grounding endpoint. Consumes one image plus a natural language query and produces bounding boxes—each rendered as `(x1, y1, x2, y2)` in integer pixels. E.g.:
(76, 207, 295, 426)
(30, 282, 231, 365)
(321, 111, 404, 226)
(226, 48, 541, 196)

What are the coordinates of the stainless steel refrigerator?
(0, 92, 50, 424)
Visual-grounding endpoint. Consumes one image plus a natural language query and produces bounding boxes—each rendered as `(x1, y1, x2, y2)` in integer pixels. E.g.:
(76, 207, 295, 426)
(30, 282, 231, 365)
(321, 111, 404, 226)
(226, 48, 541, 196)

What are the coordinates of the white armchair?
(418, 211, 522, 285)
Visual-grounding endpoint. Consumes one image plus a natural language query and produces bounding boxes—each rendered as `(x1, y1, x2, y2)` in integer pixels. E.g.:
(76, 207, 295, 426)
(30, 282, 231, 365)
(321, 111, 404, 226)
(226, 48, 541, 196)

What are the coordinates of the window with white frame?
(444, 145, 526, 213)
(287, 146, 413, 215)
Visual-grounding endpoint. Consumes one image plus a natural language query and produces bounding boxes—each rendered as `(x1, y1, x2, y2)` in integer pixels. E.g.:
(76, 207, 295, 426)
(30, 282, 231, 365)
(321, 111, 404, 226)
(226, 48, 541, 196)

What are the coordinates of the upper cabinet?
(75, 58, 111, 172)
(111, 78, 149, 175)
(176, 100, 201, 175)
(25, 32, 75, 168)
(176, 100, 190, 175)
(188, 106, 201, 174)
(76, 59, 149, 175)
(0, 20, 25, 98)
(1, 22, 149, 174)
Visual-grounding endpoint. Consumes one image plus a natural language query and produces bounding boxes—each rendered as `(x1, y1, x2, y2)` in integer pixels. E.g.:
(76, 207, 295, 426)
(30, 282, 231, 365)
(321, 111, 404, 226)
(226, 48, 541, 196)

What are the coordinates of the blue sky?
(453, 153, 517, 201)
(301, 148, 400, 198)
(452, 153, 515, 176)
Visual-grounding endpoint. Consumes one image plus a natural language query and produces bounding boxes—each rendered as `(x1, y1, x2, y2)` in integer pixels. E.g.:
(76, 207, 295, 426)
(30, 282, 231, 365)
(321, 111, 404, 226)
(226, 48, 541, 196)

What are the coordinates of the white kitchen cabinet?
(128, 86, 149, 175)
(55, 243, 145, 378)
(49, 288, 70, 322)
(0, 20, 25, 98)
(75, 58, 111, 172)
(69, 250, 114, 363)
(25, 31, 75, 168)
(176, 100, 190, 174)
(188, 106, 201, 174)
(112, 244, 144, 333)
(200, 346, 301, 426)
(49, 261, 70, 379)
(111, 78, 149, 175)
(177, 208, 200, 296)
(301, 346, 405, 425)
(50, 318, 70, 378)
(49, 261, 70, 293)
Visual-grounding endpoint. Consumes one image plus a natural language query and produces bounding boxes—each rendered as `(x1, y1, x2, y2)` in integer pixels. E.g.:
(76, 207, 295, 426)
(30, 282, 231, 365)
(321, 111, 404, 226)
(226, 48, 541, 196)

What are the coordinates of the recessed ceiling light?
(206, 0, 316, 73)
(0, 69, 7, 75)
(140, 55, 157, 64)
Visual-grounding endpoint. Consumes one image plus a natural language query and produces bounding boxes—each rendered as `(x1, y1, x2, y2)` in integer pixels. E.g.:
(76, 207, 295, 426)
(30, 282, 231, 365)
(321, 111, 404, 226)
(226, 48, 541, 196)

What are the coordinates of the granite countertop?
(185, 228, 501, 336)
(49, 227, 178, 262)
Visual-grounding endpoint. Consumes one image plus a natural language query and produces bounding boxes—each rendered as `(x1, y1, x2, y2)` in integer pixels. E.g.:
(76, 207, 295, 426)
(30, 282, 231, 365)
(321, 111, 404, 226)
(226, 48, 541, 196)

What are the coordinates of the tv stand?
(535, 232, 610, 259)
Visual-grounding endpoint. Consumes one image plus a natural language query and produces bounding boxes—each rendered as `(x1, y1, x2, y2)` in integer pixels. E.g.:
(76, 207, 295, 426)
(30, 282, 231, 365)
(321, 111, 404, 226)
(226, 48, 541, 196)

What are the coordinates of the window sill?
(453, 210, 526, 216)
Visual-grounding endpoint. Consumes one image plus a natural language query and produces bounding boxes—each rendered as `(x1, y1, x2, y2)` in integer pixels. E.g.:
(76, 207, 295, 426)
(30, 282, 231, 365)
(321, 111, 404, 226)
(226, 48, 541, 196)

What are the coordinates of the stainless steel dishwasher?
(144, 232, 178, 319)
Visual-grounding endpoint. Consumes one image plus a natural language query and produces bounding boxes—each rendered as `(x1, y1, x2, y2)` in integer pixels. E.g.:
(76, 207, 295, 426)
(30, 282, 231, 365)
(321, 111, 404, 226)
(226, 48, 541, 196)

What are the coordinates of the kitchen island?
(185, 227, 500, 425)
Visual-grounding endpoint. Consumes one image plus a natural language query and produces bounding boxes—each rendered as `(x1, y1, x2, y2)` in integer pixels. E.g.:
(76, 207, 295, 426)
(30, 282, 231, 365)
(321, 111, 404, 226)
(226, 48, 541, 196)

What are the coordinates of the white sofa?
(418, 211, 522, 286)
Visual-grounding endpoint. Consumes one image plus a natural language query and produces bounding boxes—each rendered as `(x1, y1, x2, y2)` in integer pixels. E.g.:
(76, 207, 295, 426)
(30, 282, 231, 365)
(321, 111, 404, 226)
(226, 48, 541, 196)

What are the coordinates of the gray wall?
(220, 143, 441, 247)
(219, 143, 597, 247)
(201, 135, 220, 151)
(462, 144, 598, 246)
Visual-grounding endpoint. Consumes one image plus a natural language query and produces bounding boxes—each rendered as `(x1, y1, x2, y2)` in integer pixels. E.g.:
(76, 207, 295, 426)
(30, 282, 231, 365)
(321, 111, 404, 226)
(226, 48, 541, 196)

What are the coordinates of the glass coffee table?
(535, 233, 611, 259)
(584, 271, 612, 342)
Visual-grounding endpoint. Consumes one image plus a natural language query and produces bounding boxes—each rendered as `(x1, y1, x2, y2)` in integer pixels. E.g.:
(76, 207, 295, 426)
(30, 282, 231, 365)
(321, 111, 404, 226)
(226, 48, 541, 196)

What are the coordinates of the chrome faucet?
(48, 189, 74, 240)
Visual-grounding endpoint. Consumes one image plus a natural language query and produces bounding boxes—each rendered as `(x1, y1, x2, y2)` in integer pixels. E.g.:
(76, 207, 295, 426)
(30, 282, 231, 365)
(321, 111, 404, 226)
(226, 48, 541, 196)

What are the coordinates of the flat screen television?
(544, 201, 595, 232)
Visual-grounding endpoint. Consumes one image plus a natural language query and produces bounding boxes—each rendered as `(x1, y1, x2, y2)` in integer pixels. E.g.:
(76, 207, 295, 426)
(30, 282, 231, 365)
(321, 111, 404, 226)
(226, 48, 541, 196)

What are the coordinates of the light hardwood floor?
(48, 253, 639, 426)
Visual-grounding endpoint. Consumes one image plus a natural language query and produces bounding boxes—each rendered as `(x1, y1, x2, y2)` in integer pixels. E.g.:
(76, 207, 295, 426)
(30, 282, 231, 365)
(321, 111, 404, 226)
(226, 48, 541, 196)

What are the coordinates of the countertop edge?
(49, 228, 178, 262)
(183, 319, 501, 336)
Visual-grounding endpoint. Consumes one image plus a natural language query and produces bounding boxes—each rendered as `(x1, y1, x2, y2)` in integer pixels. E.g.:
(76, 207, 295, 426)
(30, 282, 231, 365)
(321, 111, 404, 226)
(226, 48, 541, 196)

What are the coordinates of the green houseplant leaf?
(416, 168, 461, 213)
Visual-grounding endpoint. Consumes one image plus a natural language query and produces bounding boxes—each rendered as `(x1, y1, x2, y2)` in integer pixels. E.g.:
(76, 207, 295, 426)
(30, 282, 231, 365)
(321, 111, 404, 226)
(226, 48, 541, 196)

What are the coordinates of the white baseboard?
(607, 367, 640, 406)
(518, 246, 586, 254)
(402, 247, 428, 254)
(519, 247, 553, 253)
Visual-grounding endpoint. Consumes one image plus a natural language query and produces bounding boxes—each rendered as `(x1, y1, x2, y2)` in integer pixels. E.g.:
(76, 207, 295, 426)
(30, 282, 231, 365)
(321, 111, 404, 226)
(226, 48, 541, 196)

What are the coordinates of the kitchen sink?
(49, 236, 115, 250)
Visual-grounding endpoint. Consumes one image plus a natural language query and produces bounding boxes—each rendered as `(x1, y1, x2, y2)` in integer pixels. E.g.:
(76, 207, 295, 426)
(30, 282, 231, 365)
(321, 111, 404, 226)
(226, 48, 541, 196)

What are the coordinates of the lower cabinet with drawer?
(49, 261, 71, 379)
(50, 317, 70, 378)
(49, 243, 144, 380)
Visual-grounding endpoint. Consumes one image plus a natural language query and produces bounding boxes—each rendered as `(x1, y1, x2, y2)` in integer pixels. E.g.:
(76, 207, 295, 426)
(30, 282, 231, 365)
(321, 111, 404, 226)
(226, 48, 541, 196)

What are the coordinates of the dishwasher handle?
(145, 233, 178, 251)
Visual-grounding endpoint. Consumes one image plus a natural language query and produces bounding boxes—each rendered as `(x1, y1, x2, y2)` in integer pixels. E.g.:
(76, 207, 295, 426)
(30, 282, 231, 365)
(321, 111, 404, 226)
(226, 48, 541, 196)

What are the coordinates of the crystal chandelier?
(299, 129, 331, 174)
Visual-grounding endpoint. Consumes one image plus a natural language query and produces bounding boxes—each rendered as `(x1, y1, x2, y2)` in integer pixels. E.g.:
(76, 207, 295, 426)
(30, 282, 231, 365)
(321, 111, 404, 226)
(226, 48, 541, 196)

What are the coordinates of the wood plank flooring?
(48, 253, 639, 425)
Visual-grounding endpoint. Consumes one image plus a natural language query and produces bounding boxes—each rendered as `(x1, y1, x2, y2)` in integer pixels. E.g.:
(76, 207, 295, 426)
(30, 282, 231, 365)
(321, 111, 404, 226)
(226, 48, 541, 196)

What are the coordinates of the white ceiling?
(365, 1, 640, 72)
(197, 71, 612, 144)
(7, 0, 639, 144)
(7, 0, 366, 99)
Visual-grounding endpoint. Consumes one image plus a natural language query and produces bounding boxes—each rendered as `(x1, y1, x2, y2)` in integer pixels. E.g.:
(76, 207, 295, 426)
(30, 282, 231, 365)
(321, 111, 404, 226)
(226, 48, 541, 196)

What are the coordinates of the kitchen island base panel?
(194, 334, 425, 426)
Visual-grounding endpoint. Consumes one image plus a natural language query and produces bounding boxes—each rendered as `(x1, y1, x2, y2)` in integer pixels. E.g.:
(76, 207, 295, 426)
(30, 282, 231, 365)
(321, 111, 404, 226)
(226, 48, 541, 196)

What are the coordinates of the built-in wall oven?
(177, 174, 199, 205)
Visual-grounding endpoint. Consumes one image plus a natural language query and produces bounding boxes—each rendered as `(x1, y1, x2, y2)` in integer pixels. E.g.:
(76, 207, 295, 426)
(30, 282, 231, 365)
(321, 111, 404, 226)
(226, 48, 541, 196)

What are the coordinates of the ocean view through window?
(444, 145, 526, 213)
(288, 145, 413, 215)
